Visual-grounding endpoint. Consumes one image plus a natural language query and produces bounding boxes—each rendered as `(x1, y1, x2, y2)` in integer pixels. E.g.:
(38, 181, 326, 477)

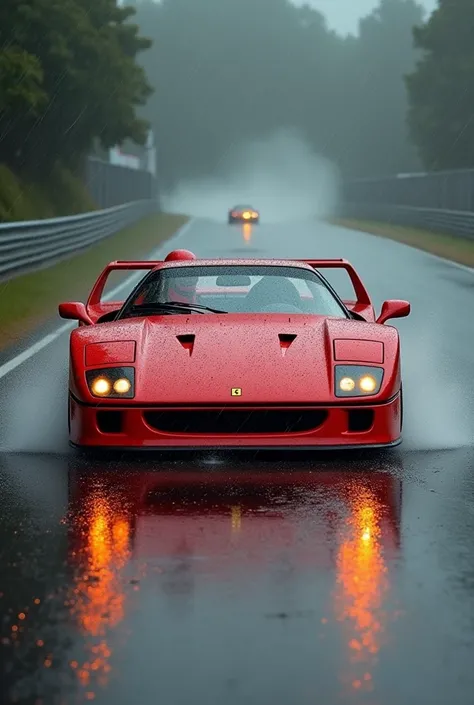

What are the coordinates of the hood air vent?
(278, 333, 297, 356)
(177, 334, 195, 356)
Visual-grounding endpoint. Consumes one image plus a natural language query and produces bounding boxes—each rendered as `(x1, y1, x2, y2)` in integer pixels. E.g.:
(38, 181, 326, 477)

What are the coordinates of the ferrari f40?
(59, 249, 410, 451)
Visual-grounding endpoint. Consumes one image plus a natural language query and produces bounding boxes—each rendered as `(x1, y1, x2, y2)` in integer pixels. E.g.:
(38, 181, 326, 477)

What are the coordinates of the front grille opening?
(144, 409, 328, 435)
(347, 409, 374, 432)
(97, 410, 123, 434)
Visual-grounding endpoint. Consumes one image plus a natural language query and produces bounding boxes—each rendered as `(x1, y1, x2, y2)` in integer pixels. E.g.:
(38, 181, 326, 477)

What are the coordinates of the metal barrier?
(338, 202, 474, 239)
(339, 168, 474, 238)
(0, 199, 158, 280)
(342, 169, 474, 211)
(85, 158, 158, 209)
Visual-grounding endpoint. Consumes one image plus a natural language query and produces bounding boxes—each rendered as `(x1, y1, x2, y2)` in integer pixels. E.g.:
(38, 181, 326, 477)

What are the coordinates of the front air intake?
(144, 408, 328, 435)
(96, 411, 123, 434)
(347, 409, 374, 432)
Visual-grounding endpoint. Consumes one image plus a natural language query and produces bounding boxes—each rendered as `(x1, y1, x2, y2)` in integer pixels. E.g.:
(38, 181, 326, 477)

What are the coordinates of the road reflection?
(242, 223, 253, 242)
(67, 492, 132, 694)
(333, 481, 395, 697)
(65, 458, 402, 701)
(0, 452, 404, 704)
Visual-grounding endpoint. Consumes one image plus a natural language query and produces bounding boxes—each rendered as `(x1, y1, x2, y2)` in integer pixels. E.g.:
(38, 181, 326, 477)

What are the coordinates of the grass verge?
(332, 218, 474, 268)
(0, 212, 188, 349)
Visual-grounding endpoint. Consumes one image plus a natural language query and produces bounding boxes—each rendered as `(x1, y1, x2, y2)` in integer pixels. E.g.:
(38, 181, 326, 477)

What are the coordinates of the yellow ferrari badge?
(231, 388, 242, 396)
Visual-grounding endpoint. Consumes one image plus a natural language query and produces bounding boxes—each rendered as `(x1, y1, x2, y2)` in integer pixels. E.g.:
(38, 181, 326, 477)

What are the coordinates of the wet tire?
(400, 385, 403, 432)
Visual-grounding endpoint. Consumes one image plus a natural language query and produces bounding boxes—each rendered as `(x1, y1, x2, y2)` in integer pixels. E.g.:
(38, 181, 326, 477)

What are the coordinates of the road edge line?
(0, 217, 195, 379)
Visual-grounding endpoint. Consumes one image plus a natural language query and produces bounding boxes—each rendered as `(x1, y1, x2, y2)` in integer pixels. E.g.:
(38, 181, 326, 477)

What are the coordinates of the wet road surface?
(1, 218, 474, 704)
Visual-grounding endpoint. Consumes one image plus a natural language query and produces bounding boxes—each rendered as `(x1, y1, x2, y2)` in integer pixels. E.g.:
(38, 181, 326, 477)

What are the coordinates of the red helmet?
(164, 249, 196, 262)
(164, 250, 198, 304)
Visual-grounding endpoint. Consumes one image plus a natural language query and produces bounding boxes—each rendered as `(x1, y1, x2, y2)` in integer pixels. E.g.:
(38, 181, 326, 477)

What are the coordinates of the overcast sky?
(293, 0, 437, 35)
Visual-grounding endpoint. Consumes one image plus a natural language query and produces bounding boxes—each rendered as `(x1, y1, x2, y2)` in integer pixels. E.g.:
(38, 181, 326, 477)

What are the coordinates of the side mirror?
(376, 299, 410, 325)
(58, 302, 93, 325)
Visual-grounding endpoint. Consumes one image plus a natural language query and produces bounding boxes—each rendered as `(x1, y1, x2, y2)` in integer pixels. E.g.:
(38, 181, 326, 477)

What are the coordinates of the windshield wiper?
(167, 300, 228, 313)
(130, 301, 227, 315)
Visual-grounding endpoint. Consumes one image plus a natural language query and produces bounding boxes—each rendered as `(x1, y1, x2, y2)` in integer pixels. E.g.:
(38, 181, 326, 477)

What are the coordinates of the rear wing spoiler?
(87, 260, 162, 306)
(86, 257, 372, 315)
(297, 259, 372, 307)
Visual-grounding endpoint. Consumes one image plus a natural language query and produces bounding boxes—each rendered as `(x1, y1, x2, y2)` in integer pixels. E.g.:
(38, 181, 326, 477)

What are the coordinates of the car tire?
(400, 385, 403, 435)
(399, 385, 403, 432)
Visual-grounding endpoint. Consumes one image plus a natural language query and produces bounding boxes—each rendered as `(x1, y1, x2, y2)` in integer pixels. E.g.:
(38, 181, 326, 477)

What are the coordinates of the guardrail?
(0, 199, 158, 280)
(339, 167, 474, 238)
(342, 168, 474, 212)
(338, 202, 474, 239)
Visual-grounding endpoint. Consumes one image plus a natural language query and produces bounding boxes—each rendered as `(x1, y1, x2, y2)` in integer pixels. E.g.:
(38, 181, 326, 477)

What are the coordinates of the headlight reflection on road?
(68, 494, 133, 697)
(242, 223, 252, 242)
(333, 488, 391, 695)
(231, 505, 242, 533)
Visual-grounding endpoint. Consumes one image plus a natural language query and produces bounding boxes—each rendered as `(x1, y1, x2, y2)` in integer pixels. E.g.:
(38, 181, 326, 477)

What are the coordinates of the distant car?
(228, 205, 260, 224)
(58, 249, 411, 452)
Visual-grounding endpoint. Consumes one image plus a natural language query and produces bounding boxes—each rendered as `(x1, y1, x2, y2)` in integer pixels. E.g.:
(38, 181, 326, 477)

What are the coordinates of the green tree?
(406, 0, 474, 169)
(0, 0, 152, 175)
(337, 0, 424, 177)
(0, 47, 46, 121)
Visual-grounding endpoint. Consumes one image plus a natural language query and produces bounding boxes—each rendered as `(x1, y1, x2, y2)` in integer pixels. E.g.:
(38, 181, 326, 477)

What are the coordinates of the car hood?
(72, 314, 399, 403)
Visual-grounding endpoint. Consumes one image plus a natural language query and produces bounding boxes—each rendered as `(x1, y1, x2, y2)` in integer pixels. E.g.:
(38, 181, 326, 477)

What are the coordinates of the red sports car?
(228, 205, 260, 224)
(59, 248, 410, 451)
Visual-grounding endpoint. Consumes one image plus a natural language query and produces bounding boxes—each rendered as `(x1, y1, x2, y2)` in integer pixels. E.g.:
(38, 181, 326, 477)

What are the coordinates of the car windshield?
(118, 265, 348, 318)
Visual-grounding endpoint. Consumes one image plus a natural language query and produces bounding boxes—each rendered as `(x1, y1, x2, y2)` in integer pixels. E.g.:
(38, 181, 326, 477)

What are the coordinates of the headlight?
(334, 365, 383, 397)
(86, 367, 135, 399)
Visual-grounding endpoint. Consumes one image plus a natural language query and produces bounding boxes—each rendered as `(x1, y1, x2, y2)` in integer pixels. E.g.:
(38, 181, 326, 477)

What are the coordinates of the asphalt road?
(1, 217, 474, 705)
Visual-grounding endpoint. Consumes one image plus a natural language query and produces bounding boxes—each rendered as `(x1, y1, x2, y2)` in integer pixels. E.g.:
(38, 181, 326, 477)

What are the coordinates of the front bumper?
(69, 393, 402, 450)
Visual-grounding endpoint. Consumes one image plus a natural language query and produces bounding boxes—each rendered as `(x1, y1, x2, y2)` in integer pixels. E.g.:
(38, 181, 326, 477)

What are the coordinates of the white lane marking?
(418, 249, 474, 274)
(371, 228, 474, 273)
(5, 212, 470, 380)
(0, 323, 76, 379)
(334, 220, 474, 274)
(0, 217, 196, 380)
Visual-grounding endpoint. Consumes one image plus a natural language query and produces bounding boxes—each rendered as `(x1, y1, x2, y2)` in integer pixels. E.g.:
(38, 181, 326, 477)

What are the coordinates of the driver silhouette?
(164, 249, 198, 304)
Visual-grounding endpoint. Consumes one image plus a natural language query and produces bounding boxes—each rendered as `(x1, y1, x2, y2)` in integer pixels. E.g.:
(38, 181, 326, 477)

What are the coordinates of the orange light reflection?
(68, 495, 132, 692)
(242, 223, 252, 242)
(231, 505, 242, 533)
(333, 489, 390, 695)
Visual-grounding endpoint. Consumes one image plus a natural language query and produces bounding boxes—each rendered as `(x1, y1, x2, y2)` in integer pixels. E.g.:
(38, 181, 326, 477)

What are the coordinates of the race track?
(1, 218, 474, 705)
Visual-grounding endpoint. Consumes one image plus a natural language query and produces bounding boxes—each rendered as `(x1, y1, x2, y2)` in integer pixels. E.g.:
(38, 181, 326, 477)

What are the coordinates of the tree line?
(0, 0, 471, 194)
(0, 0, 151, 178)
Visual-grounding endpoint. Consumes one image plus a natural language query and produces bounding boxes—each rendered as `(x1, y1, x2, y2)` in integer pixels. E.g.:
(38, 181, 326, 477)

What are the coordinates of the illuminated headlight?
(86, 367, 135, 398)
(334, 365, 383, 397)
